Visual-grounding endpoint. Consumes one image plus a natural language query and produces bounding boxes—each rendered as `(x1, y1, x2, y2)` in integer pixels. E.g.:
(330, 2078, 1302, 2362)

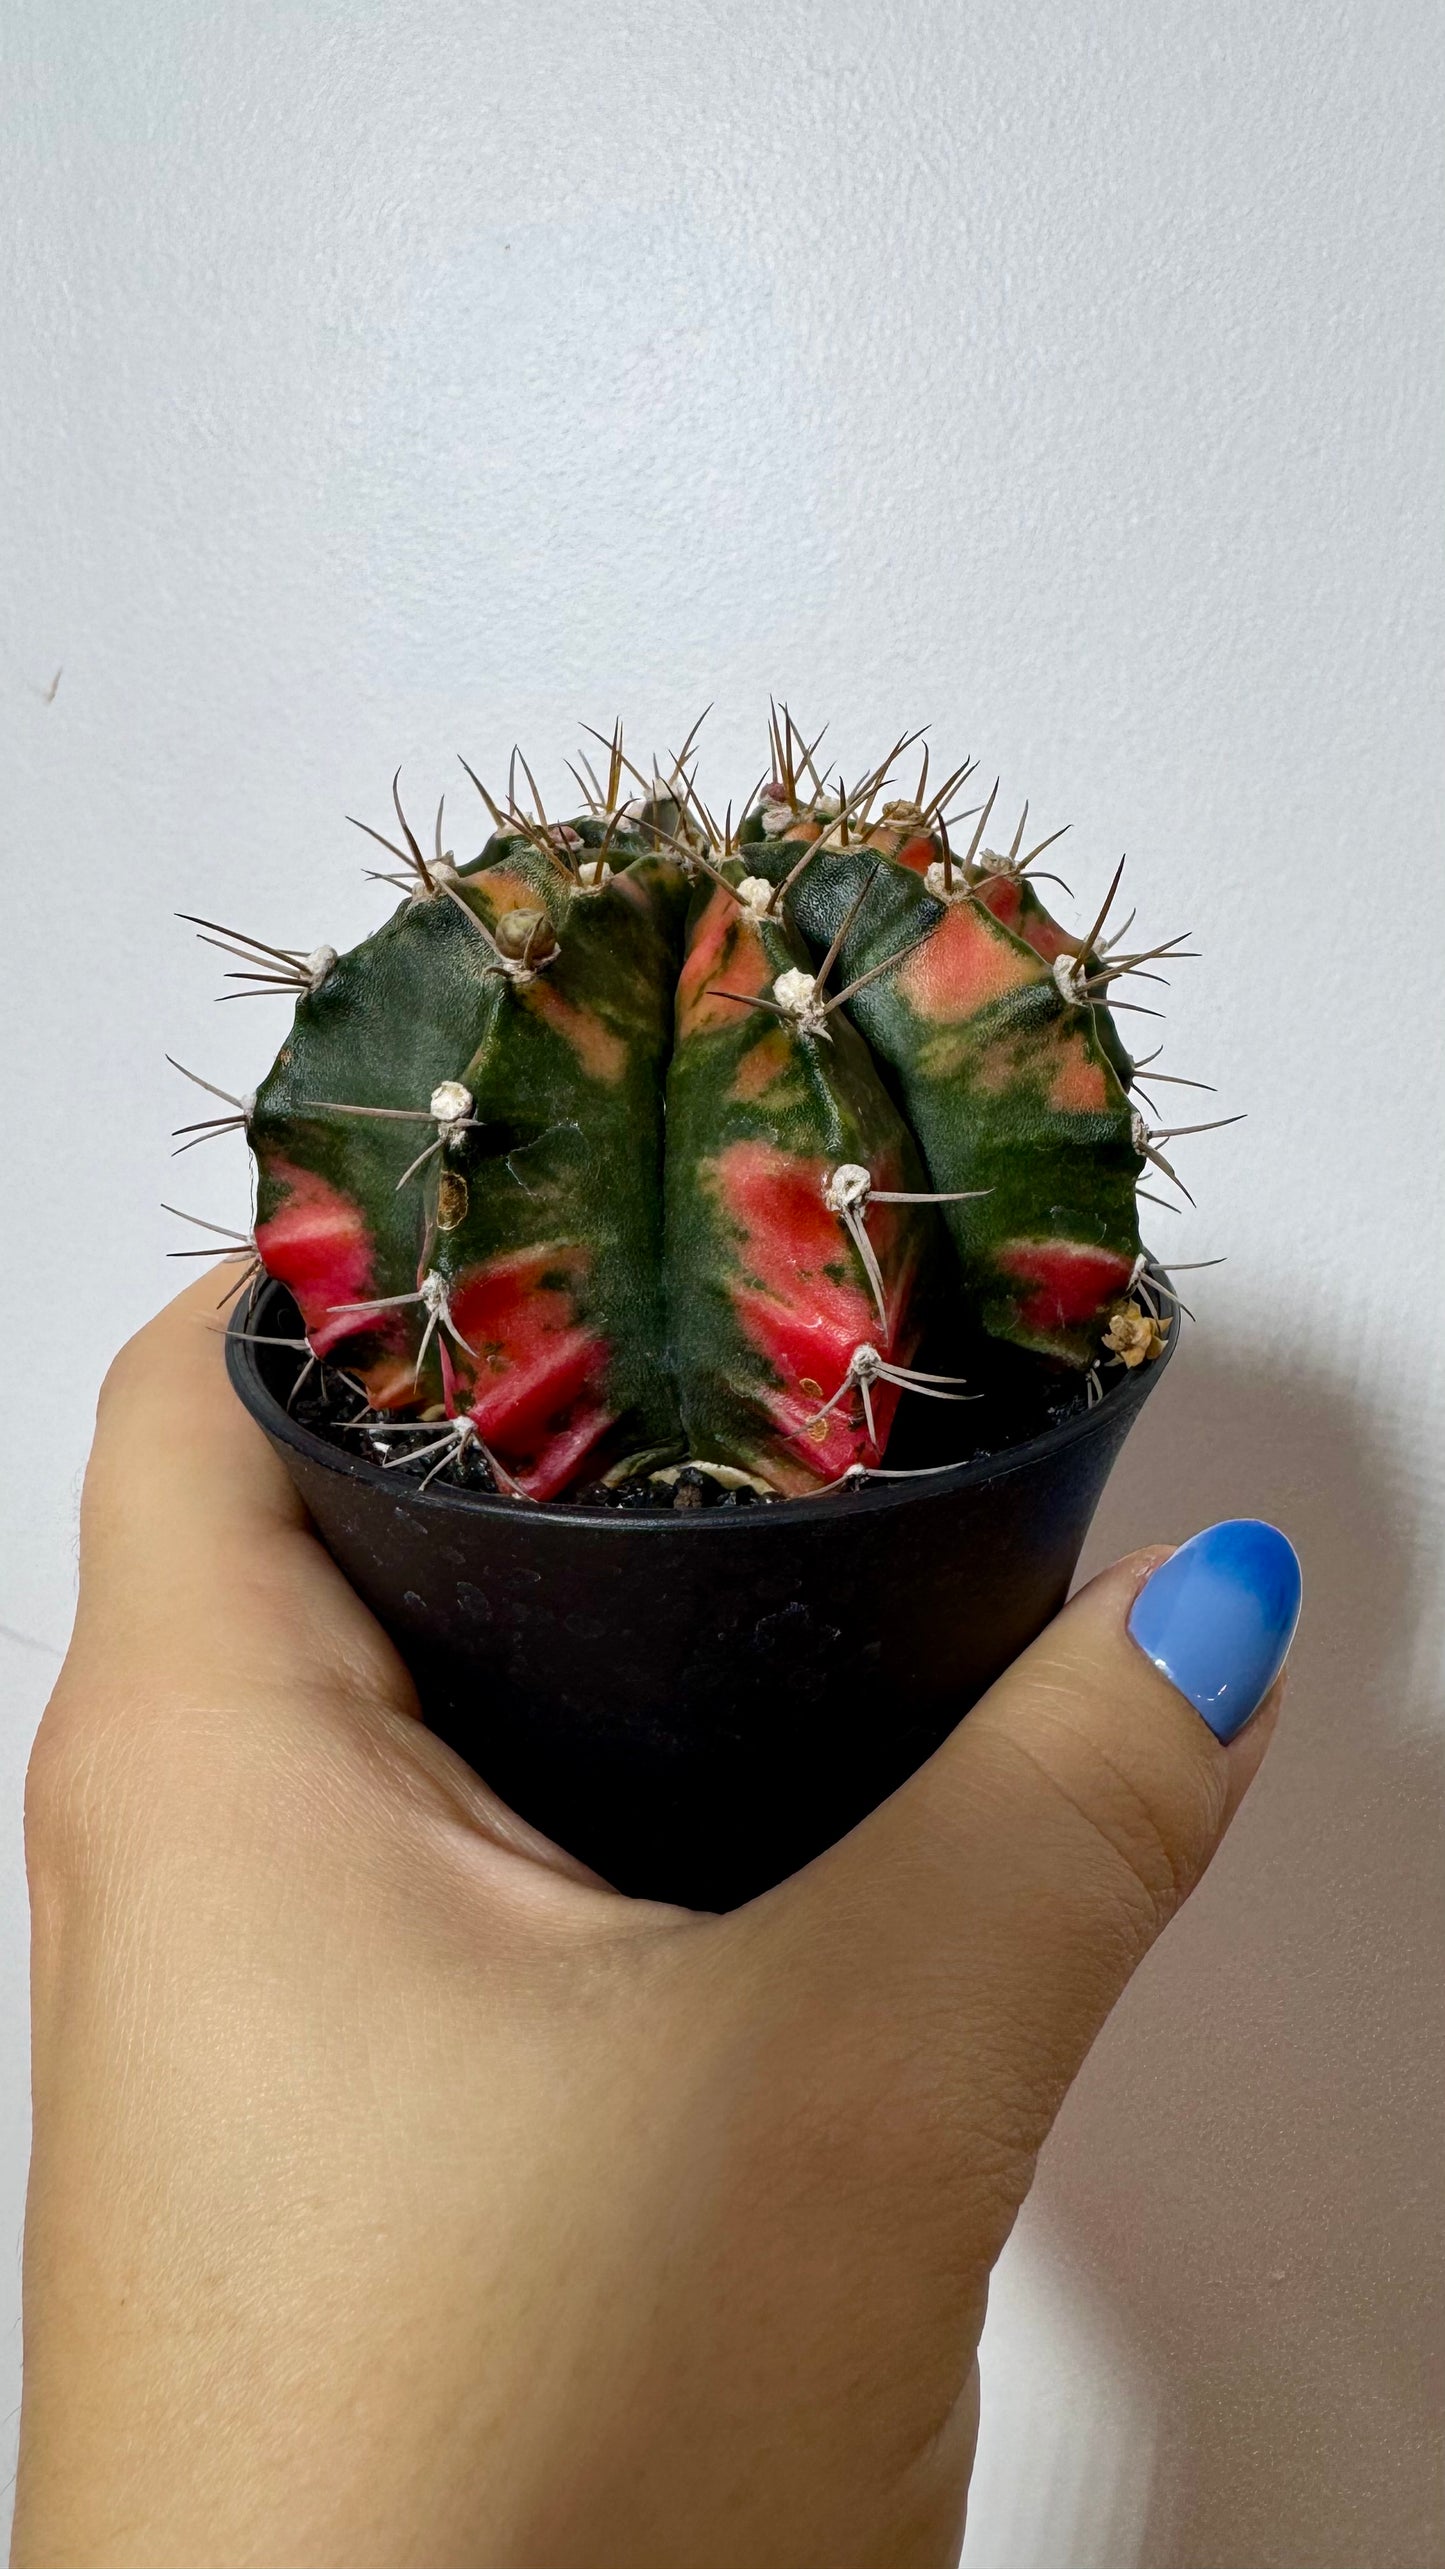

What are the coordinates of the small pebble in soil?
(581, 1468, 771, 1512)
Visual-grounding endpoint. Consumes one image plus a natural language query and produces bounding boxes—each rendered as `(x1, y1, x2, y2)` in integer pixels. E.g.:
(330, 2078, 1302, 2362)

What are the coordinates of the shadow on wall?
(1024, 1339, 1445, 2569)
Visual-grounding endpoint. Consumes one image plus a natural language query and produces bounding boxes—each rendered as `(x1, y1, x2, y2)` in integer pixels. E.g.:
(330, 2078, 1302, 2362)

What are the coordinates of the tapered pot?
(227, 1277, 1174, 1909)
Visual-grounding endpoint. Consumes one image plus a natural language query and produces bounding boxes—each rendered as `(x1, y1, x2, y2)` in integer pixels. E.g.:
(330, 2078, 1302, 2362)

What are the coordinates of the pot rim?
(225, 1267, 1176, 1533)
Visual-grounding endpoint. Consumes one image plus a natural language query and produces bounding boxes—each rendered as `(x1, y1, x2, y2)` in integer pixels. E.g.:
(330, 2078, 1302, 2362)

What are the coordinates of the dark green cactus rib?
(423, 846, 685, 1497)
(251, 888, 502, 1409)
(252, 841, 686, 1490)
(747, 839, 1144, 1366)
(664, 872, 935, 1493)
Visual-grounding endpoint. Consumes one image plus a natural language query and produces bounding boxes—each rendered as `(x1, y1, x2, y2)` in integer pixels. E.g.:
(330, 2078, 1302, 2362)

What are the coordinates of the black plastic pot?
(227, 1278, 1174, 1909)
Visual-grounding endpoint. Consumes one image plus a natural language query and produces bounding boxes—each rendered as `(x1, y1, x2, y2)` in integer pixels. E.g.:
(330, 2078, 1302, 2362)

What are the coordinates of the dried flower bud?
(493, 906, 559, 963)
(1102, 1301, 1171, 1367)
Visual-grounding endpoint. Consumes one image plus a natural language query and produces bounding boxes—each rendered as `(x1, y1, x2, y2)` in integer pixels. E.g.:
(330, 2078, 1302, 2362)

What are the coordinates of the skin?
(13, 1277, 1281, 2569)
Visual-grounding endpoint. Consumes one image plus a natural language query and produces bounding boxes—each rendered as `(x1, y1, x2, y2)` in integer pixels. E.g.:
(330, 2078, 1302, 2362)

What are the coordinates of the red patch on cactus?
(512, 1398, 616, 1500)
(522, 979, 629, 1084)
(731, 1025, 793, 1100)
(732, 1299, 904, 1480)
(254, 1162, 384, 1359)
(677, 888, 770, 1037)
(449, 1243, 611, 1458)
(1047, 1048, 1111, 1114)
(896, 899, 1040, 1020)
(891, 833, 937, 876)
(976, 875, 1078, 965)
(710, 1139, 915, 1478)
(470, 864, 538, 915)
(996, 1240, 1135, 1334)
(715, 1140, 907, 1339)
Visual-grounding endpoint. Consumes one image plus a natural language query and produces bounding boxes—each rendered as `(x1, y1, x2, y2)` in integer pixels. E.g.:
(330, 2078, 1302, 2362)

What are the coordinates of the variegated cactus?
(175, 712, 1224, 1500)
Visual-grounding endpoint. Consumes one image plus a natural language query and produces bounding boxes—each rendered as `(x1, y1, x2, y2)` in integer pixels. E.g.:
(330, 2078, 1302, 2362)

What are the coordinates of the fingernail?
(1127, 1519, 1302, 1742)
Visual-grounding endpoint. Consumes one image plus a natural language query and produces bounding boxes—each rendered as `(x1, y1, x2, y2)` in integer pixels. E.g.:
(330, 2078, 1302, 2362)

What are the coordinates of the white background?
(3, 3, 1443, 2561)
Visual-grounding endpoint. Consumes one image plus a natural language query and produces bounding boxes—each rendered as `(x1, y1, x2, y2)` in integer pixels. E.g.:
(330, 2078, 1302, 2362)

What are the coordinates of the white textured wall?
(3, 4, 1442, 2561)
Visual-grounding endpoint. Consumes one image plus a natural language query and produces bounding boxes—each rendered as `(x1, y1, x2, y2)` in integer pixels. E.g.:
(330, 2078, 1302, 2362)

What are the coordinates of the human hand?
(13, 1277, 1297, 2569)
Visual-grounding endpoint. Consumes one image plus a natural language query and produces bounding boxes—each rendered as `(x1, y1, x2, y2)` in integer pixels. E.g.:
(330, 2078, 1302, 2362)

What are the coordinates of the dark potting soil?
(269, 1295, 1100, 1511)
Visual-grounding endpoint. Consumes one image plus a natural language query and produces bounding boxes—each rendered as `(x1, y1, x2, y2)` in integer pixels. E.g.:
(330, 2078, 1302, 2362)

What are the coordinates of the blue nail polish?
(1127, 1519, 1301, 1742)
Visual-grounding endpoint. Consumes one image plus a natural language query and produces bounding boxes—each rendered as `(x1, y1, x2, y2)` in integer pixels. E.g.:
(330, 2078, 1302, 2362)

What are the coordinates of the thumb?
(787, 1521, 1300, 2199)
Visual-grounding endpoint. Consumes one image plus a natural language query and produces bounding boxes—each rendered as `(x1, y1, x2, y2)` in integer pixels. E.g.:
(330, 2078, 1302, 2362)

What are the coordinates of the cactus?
(739, 831, 1153, 1367)
(180, 717, 1215, 1500)
(248, 791, 687, 1497)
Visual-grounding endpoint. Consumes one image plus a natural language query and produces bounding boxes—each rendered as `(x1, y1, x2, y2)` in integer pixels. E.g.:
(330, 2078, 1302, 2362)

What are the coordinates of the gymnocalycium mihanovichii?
(171, 712, 1231, 1500)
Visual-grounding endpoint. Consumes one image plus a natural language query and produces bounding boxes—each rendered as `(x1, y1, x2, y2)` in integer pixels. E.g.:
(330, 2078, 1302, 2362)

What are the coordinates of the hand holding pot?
(14, 1278, 1296, 2569)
